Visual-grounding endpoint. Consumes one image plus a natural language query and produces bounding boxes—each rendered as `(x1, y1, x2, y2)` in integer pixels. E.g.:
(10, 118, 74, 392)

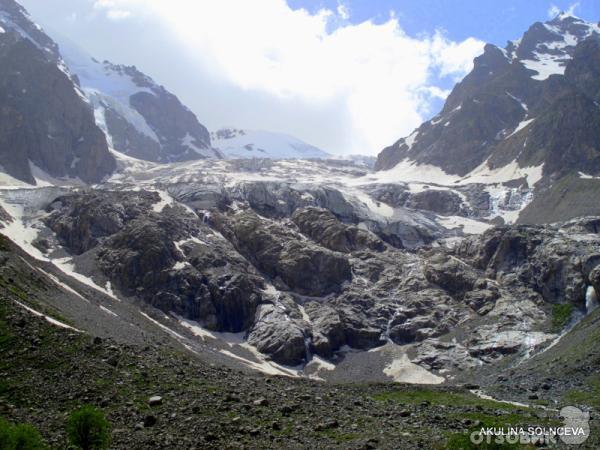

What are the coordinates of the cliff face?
(0, 0, 115, 184)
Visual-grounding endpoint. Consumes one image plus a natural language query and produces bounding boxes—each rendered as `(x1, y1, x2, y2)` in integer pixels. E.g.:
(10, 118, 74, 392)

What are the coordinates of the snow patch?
(383, 354, 444, 384)
(152, 189, 174, 212)
(36, 268, 90, 303)
(505, 118, 535, 139)
(461, 159, 544, 188)
(402, 130, 419, 151)
(521, 54, 568, 80)
(351, 191, 394, 218)
(578, 172, 600, 180)
(506, 92, 528, 111)
(99, 305, 118, 317)
(14, 299, 82, 332)
(437, 216, 492, 235)
(172, 261, 190, 270)
(181, 133, 212, 158)
(52, 257, 121, 302)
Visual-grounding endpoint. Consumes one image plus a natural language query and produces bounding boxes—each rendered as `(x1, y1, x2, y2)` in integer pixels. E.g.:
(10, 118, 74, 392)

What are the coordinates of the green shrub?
(552, 303, 573, 330)
(0, 417, 47, 450)
(11, 424, 46, 450)
(0, 417, 13, 449)
(66, 405, 111, 450)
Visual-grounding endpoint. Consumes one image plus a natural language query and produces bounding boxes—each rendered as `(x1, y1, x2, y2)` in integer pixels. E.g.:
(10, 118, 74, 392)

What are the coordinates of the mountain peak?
(375, 12, 600, 224)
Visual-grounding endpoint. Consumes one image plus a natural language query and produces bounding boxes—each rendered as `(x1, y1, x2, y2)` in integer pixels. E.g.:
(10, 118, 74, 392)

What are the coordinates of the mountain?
(2, 5, 600, 447)
(0, 0, 115, 185)
(375, 13, 600, 223)
(211, 128, 330, 159)
(58, 39, 221, 163)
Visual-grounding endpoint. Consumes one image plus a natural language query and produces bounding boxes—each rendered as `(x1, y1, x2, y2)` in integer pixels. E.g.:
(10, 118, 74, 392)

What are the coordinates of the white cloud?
(56, 0, 485, 154)
(566, 2, 580, 15)
(105, 9, 131, 20)
(548, 2, 580, 19)
(93, 0, 132, 20)
(337, 2, 350, 21)
(548, 4, 561, 18)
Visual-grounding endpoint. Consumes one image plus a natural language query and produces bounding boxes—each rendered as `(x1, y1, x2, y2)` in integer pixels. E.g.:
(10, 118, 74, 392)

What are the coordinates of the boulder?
(247, 304, 307, 366)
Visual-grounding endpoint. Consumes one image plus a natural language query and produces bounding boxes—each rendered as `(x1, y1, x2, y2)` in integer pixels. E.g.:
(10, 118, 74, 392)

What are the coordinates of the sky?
(19, 0, 599, 155)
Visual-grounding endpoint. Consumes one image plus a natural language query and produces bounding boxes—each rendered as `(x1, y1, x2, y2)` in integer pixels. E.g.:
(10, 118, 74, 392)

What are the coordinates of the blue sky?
(289, 0, 599, 45)
(19, 0, 600, 155)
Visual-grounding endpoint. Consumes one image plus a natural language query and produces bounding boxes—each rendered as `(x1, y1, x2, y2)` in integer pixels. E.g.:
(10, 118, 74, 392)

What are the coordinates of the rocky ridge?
(375, 13, 600, 224)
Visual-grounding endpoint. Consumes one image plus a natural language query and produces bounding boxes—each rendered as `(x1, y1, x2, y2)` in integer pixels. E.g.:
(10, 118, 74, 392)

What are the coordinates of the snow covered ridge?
(55, 36, 217, 163)
(211, 128, 330, 160)
(0, 4, 59, 60)
(59, 38, 158, 139)
(509, 13, 600, 80)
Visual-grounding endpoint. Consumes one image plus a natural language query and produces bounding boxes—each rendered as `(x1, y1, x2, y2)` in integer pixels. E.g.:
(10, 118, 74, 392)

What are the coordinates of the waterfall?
(586, 285, 599, 314)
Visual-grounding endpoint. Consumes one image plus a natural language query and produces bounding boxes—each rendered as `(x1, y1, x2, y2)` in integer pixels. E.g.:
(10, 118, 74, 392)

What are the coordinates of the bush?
(11, 424, 47, 450)
(552, 303, 574, 330)
(0, 417, 47, 450)
(66, 405, 111, 450)
(0, 418, 13, 449)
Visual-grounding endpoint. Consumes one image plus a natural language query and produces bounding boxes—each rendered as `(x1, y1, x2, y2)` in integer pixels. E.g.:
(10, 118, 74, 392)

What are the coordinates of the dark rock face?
(365, 215, 439, 250)
(210, 210, 352, 296)
(424, 255, 478, 296)
(231, 181, 358, 222)
(364, 184, 467, 216)
(44, 191, 154, 254)
(0, 33, 115, 184)
(292, 207, 384, 253)
(227, 180, 445, 249)
(0, 0, 60, 61)
(45, 191, 263, 334)
(565, 36, 600, 102)
(304, 303, 345, 357)
(104, 107, 162, 162)
(406, 190, 465, 216)
(52, 27, 219, 164)
(129, 89, 214, 162)
(456, 224, 592, 306)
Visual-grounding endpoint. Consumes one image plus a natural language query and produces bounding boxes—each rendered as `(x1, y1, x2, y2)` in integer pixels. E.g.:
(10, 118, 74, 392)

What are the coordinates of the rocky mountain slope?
(211, 128, 330, 160)
(2, 187, 598, 446)
(6, 263, 588, 449)
(376, 13, 600, 224)
(0, 0, 115, 185)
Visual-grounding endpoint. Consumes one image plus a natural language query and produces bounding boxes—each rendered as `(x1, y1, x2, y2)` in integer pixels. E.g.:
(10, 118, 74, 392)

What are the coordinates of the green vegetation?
(552, 303, 574, 330)
(0, 417, 47, 450)
(563, 376, 600, 409)
(444, 432, 523, 449)
(66, 405, 111, 450)
(372, 388, 522, 411)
